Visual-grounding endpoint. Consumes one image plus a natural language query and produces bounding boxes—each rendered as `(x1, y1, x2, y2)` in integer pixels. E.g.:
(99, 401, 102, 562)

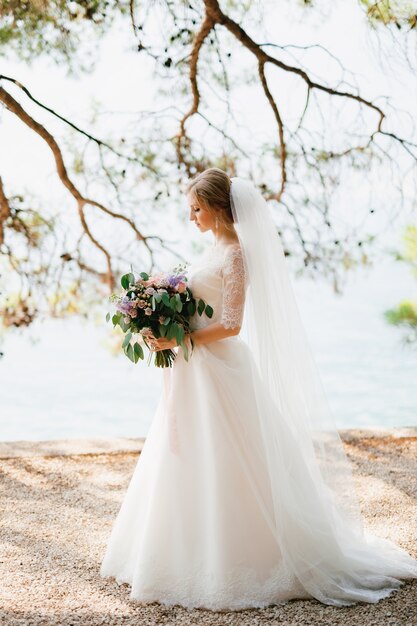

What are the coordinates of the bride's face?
(187, 194, 216, 233)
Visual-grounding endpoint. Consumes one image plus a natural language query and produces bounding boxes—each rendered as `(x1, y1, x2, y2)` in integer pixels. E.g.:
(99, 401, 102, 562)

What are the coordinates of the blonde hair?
(186, 167, 234, 230)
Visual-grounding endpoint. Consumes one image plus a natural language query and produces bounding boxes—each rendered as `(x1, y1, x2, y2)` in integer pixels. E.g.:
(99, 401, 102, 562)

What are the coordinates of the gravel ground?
(1, 429, 416, 626)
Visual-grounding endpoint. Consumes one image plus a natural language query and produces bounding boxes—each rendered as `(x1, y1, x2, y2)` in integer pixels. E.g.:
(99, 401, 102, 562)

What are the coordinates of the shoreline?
(0, 426, 416, 459)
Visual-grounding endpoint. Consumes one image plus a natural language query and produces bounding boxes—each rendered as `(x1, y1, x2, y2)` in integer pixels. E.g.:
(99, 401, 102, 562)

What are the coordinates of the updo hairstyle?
(185, 168, 234, 231)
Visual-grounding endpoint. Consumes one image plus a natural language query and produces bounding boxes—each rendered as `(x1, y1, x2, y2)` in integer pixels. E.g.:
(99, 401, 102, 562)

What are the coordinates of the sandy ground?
(0, 429, 416, 626)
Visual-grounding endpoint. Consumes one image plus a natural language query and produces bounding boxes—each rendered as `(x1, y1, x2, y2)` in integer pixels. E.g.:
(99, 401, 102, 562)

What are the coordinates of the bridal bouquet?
(106, 263, 213, 367)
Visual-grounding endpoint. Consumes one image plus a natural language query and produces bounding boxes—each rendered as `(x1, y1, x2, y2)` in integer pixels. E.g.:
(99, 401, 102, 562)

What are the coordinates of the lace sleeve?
(220, 244, 247, 330)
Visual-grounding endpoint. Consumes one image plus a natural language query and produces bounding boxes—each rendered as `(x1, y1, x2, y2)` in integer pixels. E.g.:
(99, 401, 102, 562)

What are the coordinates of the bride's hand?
(148, 335, 177, 352)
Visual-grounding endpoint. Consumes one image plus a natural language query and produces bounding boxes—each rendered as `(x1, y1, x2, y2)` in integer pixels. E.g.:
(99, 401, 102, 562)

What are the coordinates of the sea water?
(1, 257, 416, 442)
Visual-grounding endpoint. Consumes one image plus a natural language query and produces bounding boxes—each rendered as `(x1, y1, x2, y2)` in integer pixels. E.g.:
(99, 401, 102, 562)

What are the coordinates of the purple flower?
(117, 296, 135, 315)
(168, 273, 187, 288)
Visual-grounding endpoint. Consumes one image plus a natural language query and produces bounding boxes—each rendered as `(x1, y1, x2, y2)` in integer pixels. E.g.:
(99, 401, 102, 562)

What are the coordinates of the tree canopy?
(0, 0, 416, 330)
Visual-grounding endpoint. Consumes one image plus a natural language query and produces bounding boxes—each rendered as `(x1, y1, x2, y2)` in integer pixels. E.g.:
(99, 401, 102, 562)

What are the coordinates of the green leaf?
(197, 298, 205, 316)
(166, 322, 176, 341)
(125, 343, 135, 362)
(112, 313, 120, 326)
(176, 324, 185, 345)
(122, 332, 132, 349)
(159, 323, 167, 337)
(163, 316, 171, 326)
(205, 304, 213, 318)
(133, 342, 144, 362)
(162, 293, 171, 307)
(105, 312, 110, 322)
(175, 294, 183, 312)
(169, 295, 177, 311)
(188, 300, 196, 316)
(121, 272, 135, 289)
(119, 318, 130, 332)
(151, 295, 156, 310)
(140, 272, 149, 280)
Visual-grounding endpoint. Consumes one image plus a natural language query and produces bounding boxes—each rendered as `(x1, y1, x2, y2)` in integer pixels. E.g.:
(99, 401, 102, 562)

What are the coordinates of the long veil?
(229, 176, 417, 605)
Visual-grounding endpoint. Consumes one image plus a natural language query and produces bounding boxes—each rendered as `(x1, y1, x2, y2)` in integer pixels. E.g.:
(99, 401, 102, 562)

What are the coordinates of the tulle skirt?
(100, 337, 309, 610)
(100, 336, 417, 611)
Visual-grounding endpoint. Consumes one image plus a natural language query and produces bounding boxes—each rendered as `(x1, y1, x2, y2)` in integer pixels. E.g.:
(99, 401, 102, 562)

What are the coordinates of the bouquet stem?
(154, 348, 177, 368)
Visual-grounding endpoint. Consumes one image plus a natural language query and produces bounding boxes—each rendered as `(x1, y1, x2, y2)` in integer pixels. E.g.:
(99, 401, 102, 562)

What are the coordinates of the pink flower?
(149, 273, 163, 284)
(176, 281, 186, 293)
(141, 278, 155, 287)
(145, 307, 152, 316)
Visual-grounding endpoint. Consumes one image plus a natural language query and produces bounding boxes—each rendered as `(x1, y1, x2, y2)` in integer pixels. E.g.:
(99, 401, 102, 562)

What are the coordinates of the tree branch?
(0, 86, 155, 289)
(0, 74, 158, 173)
(0, 176, 11, 247)
(175, 11, 215, 170)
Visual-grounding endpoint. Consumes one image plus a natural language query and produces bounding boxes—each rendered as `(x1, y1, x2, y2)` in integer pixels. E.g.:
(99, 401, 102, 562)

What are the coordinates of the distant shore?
(1, 427, 416, 626)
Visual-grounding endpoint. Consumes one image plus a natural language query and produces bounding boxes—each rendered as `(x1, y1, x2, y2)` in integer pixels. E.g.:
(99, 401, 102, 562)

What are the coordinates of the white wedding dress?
(100, 241, 417, 611)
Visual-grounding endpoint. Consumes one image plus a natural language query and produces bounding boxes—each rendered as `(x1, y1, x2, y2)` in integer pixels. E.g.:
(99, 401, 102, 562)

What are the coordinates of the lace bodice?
(187, 242, 248, 332)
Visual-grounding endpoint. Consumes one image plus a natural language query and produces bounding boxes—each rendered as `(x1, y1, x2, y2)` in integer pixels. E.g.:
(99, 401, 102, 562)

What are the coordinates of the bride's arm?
(187, 243, 247, 349)
(148, 320, 238, 354)
(186, 320, 240, 349)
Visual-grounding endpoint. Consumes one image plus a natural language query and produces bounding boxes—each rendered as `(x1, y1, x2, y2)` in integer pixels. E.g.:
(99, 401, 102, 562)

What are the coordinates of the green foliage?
(402, 225, 417, 268)
(385, 300, 417, 325)
(0, 0, 129, 69)
(359, 0, 417, 29)
(385, 225, 417, 345)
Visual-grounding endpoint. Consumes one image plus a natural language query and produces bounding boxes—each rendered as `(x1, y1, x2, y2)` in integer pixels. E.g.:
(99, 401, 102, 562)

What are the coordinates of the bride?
(100, 168, 417, 611)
